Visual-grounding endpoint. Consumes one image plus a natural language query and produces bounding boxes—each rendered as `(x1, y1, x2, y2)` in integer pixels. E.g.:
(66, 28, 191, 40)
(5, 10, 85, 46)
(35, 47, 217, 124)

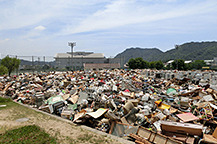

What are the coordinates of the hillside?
(0, 59, 55, 66)
(115, 47, 163, 64)
(114, 41, 217, 62)
(19, 59, 55, 66)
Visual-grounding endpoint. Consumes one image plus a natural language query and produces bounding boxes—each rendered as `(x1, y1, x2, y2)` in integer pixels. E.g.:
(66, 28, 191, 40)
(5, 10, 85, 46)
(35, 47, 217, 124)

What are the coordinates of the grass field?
(0, 125, 57, 144)
(0, 97, 120, 144)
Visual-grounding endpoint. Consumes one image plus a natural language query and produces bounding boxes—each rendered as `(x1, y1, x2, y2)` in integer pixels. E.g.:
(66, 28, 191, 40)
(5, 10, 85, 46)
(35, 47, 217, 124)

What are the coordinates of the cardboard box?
(136, 126, 183, 144)
(212, 127, 217, 139)
(180, 97, 189, 107)
(61, 109, 74, 119)
(163, 131, 195, 144)
(161, 121, 203, 136)
(176, 113, 199, 122)
(203, 134, 217, 144)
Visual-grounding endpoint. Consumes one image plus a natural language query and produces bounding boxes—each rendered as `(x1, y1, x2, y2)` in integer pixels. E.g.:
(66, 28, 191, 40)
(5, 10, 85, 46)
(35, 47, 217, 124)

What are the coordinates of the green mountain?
(115, 47, 163, 64)
(115, 41, 217, 63)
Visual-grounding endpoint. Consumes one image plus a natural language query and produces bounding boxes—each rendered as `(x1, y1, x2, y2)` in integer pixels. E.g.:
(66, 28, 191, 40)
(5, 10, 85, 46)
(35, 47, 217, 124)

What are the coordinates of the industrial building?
(54, 52, 110, 70)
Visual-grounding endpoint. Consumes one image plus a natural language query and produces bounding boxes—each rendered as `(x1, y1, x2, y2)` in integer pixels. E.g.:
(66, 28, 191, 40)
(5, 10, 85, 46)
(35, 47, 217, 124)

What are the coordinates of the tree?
(175, 44, 181, 50)
(166, 64, 172, 70)
(143, 60, 149, 69)
(172, 59, 185, 70)
(191, 60, 206, 70)
(0, 56, 20, 76)
(155, 60, 164, 70)
(128, 57, 148, 69)
(134, 57, 144, 69)
(128, 58, 136, 69)
(184, 63, 192, 70)
(149, 61, 156, 69)
(0, 65, 8, 76)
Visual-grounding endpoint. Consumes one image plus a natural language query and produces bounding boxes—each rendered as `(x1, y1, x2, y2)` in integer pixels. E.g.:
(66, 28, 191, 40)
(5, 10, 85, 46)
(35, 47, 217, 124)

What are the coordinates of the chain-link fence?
(0, 53, 129, 75)
(109, 56, 127, 69)
(0, 54, 58, 75)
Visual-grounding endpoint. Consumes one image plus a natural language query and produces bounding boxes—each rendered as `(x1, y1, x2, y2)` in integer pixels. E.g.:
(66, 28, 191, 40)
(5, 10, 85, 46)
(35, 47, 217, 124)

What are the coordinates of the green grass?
(76, 132, 113, 144)
(0, 96, 119, 144)
(0, 97, 16, 110)
(78, 133, 94, 142)
(0, 97, 11, 103)
(0, 125, 57, 144)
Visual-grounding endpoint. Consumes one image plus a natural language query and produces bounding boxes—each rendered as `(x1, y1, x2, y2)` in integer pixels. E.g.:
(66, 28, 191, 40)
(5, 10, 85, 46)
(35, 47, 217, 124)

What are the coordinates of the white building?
(184, 60, 192, 64)
(54, 52, 106, 70)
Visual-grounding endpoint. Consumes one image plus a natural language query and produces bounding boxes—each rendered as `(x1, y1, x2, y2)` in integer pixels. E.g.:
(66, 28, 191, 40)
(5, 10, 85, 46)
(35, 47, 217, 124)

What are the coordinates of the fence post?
(16, 55, 18, 76)
(32, 56, 34, 74)
(38, 57, 40, 73)
(43, 56, 45, 72)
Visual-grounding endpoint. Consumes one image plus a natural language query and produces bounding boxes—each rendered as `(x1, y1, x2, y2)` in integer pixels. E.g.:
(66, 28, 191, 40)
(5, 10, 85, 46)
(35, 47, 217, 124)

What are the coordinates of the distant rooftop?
(67, 51, 94, 56)
(83, 63, 120, 69)
(167, 60, 174, 64)
(55, 52, 105, 59)
(184, 60, 192, 64)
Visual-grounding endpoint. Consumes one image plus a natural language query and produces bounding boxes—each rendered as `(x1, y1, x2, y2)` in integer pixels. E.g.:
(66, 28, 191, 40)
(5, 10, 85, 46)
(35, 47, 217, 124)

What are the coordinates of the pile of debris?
(1, 69, 217, 144)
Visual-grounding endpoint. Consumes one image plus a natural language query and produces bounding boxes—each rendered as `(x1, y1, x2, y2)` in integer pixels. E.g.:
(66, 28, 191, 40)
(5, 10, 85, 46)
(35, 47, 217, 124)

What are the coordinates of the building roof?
(55, 53, 71, 58)
(167, 60, 174, 64)
(204, 60, 214, 63)
(167, 60, 192, 64)
(184, 60, 192, 64)
(55, 53, 105, 59)
(84, 63, 120, 69)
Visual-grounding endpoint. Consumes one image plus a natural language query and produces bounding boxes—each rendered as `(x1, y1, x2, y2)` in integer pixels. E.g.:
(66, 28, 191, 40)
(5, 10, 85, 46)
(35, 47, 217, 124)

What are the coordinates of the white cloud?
(0, 38, 10, 43)
(0, 0, 110, 31)
(59, 0, 217, 35)
(34, 25, 46, 31)
(0, 0, 216, 57)
(165, 0, 177, 2)
(19, 25, 46, 40)
(1, 0, 216, 36)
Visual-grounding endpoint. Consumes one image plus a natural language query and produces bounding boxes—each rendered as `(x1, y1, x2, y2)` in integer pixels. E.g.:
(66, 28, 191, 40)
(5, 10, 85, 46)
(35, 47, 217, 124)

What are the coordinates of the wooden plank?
(109, 121, 115, 134)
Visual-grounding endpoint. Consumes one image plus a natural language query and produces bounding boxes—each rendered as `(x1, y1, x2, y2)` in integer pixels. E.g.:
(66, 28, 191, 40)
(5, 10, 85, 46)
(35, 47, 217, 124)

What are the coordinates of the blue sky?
(0, 0, 217, 59)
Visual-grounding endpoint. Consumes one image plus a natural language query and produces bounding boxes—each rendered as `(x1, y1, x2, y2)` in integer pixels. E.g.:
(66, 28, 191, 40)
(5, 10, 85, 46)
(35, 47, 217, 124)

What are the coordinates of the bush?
(0, 65, 8, 76)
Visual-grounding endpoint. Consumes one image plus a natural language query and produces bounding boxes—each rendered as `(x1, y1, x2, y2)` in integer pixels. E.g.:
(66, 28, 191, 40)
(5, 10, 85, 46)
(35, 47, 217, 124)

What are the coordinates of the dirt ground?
(0, 101, 122, 144)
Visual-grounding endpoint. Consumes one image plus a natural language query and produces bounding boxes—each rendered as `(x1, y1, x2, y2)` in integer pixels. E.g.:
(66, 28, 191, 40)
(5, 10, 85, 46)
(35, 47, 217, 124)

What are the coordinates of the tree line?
(0, 55, 209, 76)
(128, 57, 207, 70)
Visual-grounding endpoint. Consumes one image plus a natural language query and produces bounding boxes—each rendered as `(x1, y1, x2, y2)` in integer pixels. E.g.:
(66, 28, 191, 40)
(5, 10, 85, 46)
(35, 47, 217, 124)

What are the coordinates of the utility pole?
(110, 56, 111, 69)
(81, 55, 83, 70)
(38, 57, 40, 72)
(123, 56, 125, 69)
(120, 55, 121, 69)
(32, 56, 34, 74)
(43, 56, 45, 72)
(175, 45, 179, 70)
(16, 55, 18, 76)
(177, 59, 178, 70)
(68, 42, 76, 71)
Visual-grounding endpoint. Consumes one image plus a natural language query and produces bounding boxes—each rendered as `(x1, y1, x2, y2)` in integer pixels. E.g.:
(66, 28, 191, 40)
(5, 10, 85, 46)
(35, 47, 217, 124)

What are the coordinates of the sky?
(0, 0, 217, 60)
